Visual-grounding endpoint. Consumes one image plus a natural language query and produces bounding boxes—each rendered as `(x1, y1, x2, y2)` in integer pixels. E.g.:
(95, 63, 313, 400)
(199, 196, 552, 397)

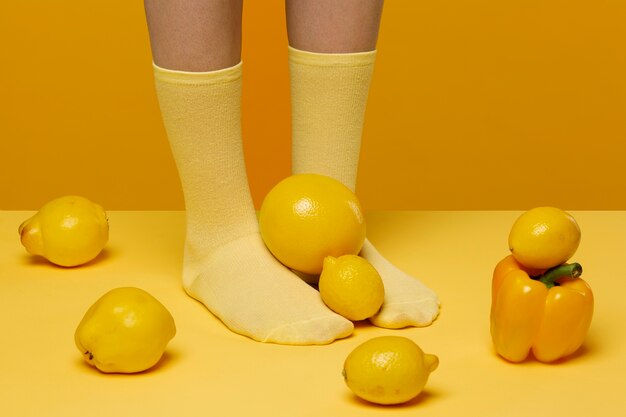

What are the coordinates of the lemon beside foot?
(19, 195, 109, 267)
(259, 174, 366, 275)
(319, 255, 384, 321)
(75, 287, 176, 374)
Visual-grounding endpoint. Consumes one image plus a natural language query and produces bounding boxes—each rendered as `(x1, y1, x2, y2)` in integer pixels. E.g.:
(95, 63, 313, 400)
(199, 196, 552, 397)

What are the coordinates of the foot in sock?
(185, 232, 354, 345)
(153, 62, 352, 345)
(288, 47, 441, 329)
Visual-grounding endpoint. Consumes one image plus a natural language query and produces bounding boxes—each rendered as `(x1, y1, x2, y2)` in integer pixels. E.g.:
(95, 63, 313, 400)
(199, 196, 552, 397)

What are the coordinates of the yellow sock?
(289, 46, 373, 188)
(153, 62, 352, 344)
(289, 46, 440, 328)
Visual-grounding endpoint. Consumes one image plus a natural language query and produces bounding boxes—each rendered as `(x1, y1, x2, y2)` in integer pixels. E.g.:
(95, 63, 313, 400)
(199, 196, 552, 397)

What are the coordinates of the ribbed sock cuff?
(288, 46, 376, 67)
(152, 61, 243, 85)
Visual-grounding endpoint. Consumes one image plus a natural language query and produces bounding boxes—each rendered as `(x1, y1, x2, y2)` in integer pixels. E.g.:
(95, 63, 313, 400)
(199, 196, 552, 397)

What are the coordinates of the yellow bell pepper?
(490, 255, 594, 363)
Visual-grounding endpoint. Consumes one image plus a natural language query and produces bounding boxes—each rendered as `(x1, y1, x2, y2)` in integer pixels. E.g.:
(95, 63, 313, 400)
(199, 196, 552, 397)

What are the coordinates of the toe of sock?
(262, 315, 354, 345)
(370, 297, 441, 329)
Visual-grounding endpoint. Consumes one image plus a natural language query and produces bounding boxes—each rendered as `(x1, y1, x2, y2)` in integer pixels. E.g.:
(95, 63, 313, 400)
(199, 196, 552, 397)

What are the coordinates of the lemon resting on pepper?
(508, 206, 581, 270)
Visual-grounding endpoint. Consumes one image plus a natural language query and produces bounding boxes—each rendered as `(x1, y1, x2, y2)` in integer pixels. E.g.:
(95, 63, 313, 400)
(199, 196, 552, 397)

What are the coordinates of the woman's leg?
(145, 0, 352, 344)
(145, 0, 242, 71)
(286, 0, 440, 328)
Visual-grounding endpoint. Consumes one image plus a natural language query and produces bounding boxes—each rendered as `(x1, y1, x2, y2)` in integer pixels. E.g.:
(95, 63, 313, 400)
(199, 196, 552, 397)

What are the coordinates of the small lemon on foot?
(319, 255, 384, 321)
(19, 195, 109, 267)
(259, 174, 366, 275)
(508, 206, 581, 270)
(75, 287, 176, 374)
(343, 336, 439, 405)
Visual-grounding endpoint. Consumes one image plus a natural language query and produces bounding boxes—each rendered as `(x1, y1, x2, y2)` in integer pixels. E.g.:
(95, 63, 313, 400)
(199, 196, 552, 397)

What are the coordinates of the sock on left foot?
(288, 46, 440, 328)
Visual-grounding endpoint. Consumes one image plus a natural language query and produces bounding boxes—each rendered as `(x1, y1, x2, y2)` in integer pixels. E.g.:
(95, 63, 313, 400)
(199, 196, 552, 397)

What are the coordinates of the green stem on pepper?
(537, 263, 583, 289)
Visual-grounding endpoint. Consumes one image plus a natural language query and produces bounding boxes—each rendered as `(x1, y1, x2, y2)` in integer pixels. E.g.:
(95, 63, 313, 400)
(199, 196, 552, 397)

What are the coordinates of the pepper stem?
(539, 263, 583, 289)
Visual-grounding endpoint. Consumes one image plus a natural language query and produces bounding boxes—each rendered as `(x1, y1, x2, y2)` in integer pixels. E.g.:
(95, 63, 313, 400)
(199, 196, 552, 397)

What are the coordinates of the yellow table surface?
(1, 210, 624, 416)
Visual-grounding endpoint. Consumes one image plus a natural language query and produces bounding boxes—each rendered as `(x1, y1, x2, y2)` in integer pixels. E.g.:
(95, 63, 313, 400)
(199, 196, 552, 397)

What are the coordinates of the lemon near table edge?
(19, 195, 109, 267)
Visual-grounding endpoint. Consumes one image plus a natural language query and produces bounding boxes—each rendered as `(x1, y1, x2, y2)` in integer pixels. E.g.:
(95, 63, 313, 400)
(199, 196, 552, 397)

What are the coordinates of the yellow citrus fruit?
(75, 287, 176, 373)
(18, 195, 109, 267)
(259, 174, 366, 274)
(319, 255, 384, 321)
(508, 206, 581, 269)
(343, 336, 439, 405)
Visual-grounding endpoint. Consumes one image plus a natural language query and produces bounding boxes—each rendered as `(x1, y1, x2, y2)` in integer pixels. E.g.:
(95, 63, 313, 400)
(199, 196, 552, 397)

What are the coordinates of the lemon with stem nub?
(343, 336, 439, 405)
(508, 206, 581, 270)
(19, 195, 109, 267)
(75, 287, 176, 374)
(319, 255, 384, 321)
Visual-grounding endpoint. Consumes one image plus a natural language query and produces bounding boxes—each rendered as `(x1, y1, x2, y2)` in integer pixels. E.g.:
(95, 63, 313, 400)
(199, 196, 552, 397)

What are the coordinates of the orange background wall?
(1, 1, 625, 211)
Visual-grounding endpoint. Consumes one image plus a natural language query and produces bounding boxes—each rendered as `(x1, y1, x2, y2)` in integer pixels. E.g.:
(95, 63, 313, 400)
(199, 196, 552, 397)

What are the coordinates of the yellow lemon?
(343, 336, 439, 405)
(18, 195, 109, 267)
(75, 287, 176, 374)
(508, 206, 581, 270)
(319, 255, 384, 321)
(259, 174, 366, 274)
